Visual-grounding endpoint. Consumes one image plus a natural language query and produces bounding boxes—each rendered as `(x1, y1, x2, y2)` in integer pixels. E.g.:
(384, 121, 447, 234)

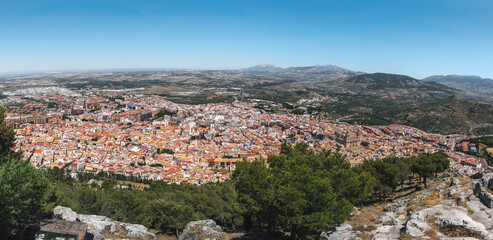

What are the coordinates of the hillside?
(306, 73, 458, 99)
(325, 167, 493, 240)
(423, 75, 493, 103)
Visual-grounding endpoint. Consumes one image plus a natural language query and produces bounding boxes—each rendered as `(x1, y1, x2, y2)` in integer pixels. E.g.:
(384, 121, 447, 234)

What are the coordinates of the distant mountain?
(423, 75, 493, 103)
(242, 64, 283, 72)
(424, 75, 493, 86)
(286, 64, 353, 73)
(240, 64, 363, 82)
(303, 73, 459, 99)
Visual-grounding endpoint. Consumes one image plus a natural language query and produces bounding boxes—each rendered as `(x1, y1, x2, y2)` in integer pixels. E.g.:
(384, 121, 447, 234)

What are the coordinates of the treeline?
(76, 170, 153, 185)
(232, 143, 450, 239)
(51, 178, 241, 237)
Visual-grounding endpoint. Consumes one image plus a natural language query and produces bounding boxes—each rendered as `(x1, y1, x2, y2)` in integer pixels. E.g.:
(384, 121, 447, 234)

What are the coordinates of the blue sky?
(1, 0, 492, 78)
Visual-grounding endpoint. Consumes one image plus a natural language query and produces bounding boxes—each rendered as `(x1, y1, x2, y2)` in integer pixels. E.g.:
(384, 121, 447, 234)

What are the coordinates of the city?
(2, 86, 487, 185)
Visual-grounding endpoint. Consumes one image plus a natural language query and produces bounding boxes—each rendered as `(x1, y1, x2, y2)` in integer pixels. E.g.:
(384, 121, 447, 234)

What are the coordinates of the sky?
(1, 0, 492, 78)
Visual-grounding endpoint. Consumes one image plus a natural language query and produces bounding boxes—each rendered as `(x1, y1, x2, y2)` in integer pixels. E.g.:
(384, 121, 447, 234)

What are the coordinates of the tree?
(232, 143, 372, 238)
(0, 159, 49, 238)
(411, 155, 436, 188)
(232, 158, 274, 231)
(267, 143, 357, 238)
(362, 159, 401, 198)
(430, 152, 450, 177)
(0, 108, 20, 163)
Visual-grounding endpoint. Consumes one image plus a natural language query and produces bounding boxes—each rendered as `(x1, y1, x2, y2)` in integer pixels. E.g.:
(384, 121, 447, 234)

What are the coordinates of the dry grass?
(422, 191, 441, 207)
(406, 204, 417, 214)
(424, 229, 440, 240)
(347, 202, 382, 240)
(440, 226, 483, 239)
(399, 232, 413, 240)
(355, 232, 374, 240)
(347, 202, 386, 231)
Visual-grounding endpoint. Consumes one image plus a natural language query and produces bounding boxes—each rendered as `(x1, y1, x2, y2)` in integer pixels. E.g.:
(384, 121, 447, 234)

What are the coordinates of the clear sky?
(1, 0, 492, 78)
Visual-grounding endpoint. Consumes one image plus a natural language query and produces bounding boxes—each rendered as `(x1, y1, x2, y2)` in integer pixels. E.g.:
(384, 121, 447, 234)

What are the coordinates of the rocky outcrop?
(324, 166, 493, 240)
(470, 172, 483, 179)
(481, 173, 493, 190)
(474, 182, 493, 208)
(78, 214, 118, 239)
(123, 223, 153, 238)
(179, 219, 225, 240)
(405, 205, 493, 239)
(52, 206, 156, 240)
(321, 223, 355, 240)
(473, 173, 493, 208)
(53, 206, 77, 222)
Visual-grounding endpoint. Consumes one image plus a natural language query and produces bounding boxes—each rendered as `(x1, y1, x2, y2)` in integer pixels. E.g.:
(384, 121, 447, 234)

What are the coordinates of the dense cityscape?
(2, 86, 487, 185)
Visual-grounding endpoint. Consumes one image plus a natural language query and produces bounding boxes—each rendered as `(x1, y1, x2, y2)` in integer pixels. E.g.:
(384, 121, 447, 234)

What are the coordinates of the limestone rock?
(321, 223, 355, 240)
(377, 212, 397, 225)
(434, 208, 493, 239)
(51, 206, 156, 240)
(179, 219, 225, 240)
(76, 214, 115, 240)
(123, 223, 156, 239)
(371, 224, 402, 240)
(481, 173, 493, 190)
(474, 182, 493, 208)
(53, 206, 77, 222)
(470, 172, 483, 179)
(405, 205, 493, 239)
(405, 218, 431, 237)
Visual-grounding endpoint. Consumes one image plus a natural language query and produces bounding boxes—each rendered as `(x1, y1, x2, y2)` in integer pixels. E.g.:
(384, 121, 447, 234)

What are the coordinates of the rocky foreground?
(324, 166, 493, 240)
(53, 206, 156, 240)
(53, 206, 227, 240)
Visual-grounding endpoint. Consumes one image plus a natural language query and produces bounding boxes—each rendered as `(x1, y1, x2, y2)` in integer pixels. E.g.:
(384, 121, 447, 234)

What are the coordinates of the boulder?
(321, 223, 355, 240)
(434, 208, 492, 239)
(51, 206, 156, 240)
(53, 206, 77, 222)
(405, 219, 431, 237)
(470, 172, 483, 179)
(383, 200, 406, 212)
(474, 182, 493, 208)
(76, 214, 115, 240)
(179, 219, 225, 240)
(481, 173, 493, 190)
(123, 223, 156, 239)
(371, 224, 402, 240)
(395, 206, 406, 214)
(405, 205, 493, 239)
(466, 199, 493, 230)
(377, 212, 397, 225)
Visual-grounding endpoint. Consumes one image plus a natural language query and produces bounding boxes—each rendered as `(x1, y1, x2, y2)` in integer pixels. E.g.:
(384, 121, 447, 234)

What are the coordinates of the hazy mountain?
(423, 75, 493, 103)
(241, 64, 284, 72)
(286, 64, 353, 73)
(424, 75, 493, 86)
(303, 73, 459, 99)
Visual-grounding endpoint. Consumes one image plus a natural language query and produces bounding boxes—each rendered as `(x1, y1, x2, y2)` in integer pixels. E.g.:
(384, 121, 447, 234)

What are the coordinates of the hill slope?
(310, 73, 458, 99)
(423, 75, 493, 103)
